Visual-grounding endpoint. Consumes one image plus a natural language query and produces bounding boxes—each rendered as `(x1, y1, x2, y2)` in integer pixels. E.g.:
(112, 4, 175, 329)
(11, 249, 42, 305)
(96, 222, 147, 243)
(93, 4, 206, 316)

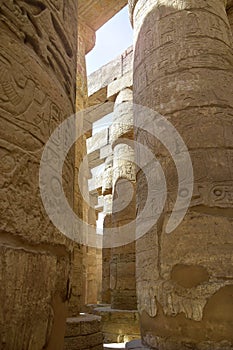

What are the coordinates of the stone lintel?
(88, 46, 133, 98)
(86, 128, 109, 154)
(84, 102, 114, 125)
(107, 71, 133, 98)
(78, 0, 128, 31)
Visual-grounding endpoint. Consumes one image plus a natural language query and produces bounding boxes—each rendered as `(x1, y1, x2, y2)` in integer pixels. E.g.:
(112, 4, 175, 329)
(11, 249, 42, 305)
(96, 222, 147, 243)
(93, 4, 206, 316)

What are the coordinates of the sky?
(86, 6, 133, 75)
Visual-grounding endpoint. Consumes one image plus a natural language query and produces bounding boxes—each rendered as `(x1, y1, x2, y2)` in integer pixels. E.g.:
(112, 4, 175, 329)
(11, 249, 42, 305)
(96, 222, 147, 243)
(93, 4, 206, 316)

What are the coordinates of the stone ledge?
(64, 315, 103, 350)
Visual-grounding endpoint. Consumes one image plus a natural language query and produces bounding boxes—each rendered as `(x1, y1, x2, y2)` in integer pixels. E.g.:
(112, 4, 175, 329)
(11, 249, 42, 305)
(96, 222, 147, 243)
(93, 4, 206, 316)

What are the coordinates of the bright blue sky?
(86, 6, 133, 75)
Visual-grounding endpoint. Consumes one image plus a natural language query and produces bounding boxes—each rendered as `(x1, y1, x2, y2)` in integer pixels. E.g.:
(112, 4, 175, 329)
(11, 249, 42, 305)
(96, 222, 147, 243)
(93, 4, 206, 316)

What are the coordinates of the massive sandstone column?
(130, 0, 233, 348)
(70, 19, 96, 314)
(109, 89, 137, 310)
(0, 1, 77, 349)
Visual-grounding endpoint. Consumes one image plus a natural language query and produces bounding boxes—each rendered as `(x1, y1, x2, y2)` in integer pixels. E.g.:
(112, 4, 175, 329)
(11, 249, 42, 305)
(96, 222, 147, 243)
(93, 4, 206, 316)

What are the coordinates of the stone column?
(130, 0, 233, 349)
(71, 19, 96, 312)
(0, 1, 77, 349)
(69, 20, 87, 316)
(75, 19, 95, 225)
(110, 89, 137, 310)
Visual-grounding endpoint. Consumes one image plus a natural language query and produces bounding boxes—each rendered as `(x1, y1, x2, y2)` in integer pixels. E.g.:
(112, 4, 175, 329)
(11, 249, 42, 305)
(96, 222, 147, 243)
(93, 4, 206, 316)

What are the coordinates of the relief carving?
(0, 55, 35, 115)
(0, 0, 76, 104)
(133, 0, 233, 347)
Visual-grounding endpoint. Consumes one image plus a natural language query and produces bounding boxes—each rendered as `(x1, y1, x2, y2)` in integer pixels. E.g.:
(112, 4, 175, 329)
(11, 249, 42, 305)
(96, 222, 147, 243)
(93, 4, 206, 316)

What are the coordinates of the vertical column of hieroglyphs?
(130, 0, 233, 348)
(109, 89, 137, 310)
(0, 1, 77, 349)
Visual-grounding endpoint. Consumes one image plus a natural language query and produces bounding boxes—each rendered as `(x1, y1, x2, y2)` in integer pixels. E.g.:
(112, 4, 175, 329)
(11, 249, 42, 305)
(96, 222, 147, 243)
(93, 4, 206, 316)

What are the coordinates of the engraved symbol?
(213, 188, 222, 197)
(0, 56, 35, 115)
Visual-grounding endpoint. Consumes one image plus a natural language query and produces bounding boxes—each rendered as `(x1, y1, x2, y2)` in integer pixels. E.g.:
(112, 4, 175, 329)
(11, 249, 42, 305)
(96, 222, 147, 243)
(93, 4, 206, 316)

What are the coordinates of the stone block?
(107, 72, 133, 98)
(64, 315, 103, 350)
(87, 129, 109, 154)
(100, 144, 113, 160)
(64, 332, 103, 350)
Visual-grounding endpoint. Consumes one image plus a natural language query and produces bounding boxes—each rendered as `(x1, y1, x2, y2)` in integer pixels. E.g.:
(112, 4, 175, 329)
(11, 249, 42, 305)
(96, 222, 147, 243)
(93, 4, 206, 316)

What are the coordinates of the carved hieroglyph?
(131, 0, 233, 348)
(0, 1, 77, 349)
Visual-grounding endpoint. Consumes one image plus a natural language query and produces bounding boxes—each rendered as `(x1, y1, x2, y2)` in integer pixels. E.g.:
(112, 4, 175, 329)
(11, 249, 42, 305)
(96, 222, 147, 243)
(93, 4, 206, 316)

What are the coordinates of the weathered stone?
(126, 339, 150, 349)
(132, 0, 233, 348)
(94, 307, 140, 344)
(107, 89, 137, 311)
(110, 89, 134, 147)
(78, 0, 128, 31)
(88, 47, 133, 98)
(64, 332, 103, 350)
(87, 129, 109, 154)
(102, 156, 114, 196)
(72, 17, 97, 315)
(107, 72, 133, 98)
(64, 315, 102, 350)
(0, 1, 77, 348)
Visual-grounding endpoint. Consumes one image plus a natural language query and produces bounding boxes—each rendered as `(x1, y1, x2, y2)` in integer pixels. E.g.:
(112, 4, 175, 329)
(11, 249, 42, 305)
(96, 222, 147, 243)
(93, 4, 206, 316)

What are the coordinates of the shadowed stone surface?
(0, 1, 77, 348)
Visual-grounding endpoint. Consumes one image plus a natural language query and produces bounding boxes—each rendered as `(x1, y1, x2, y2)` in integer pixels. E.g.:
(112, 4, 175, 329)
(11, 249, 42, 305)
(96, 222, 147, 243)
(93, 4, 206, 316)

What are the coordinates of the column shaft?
(0, 1, 77, 348)
(132, 0, 233, 348)
(110, 89, 137, 310)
